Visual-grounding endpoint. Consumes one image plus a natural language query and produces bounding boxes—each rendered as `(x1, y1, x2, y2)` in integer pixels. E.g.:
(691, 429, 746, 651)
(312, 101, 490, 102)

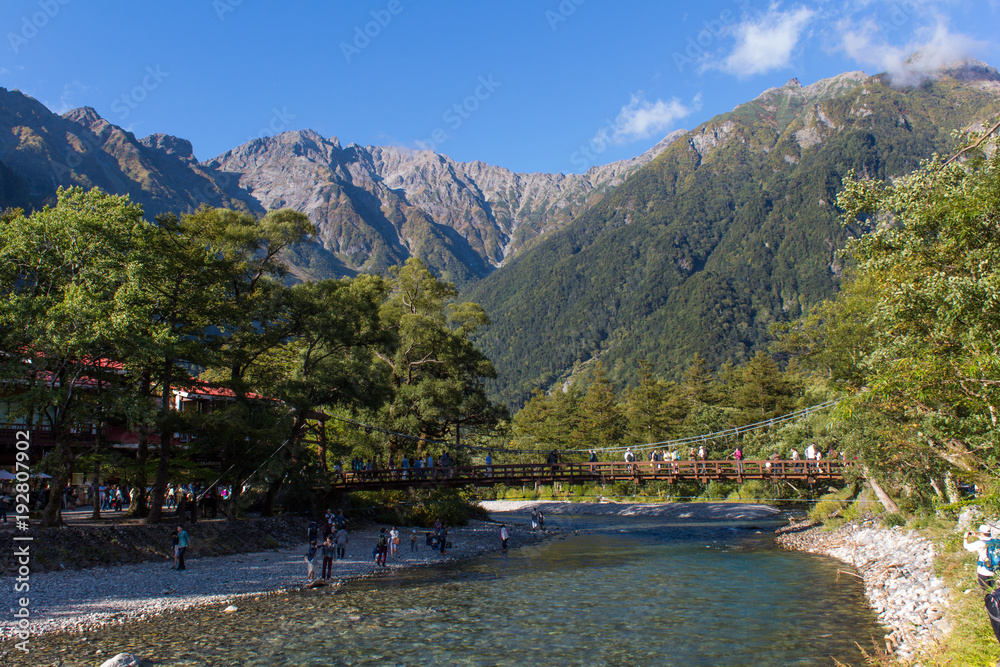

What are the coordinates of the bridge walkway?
(329, 459, 843, 491)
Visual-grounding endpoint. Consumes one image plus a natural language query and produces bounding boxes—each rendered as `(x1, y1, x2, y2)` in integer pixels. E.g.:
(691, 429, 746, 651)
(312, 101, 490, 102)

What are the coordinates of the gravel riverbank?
(0, 500, 780, 647)
(775, 520, 949, 663)
(0, 517, 544, 644)
(6, 500, 934, 665)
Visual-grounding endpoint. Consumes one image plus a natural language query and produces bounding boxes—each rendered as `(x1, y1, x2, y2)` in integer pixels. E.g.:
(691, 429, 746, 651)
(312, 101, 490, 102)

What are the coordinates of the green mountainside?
(469, 64, 1000, 407)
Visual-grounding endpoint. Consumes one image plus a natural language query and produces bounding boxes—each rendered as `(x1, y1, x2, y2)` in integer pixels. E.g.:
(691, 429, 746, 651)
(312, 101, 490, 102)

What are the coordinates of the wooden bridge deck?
(330, 459, 843, 490)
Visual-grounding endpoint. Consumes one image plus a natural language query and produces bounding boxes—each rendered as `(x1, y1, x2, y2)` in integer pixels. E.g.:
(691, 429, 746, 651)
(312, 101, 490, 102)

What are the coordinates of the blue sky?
(1, 1, 997, 174)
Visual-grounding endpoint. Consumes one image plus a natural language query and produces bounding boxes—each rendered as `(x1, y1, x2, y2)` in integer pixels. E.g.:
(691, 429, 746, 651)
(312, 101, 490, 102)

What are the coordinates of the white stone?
(100, 653, 141, 667)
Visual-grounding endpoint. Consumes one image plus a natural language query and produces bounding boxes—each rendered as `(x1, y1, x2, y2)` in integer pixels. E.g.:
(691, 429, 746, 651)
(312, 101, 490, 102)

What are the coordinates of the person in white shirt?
(389, 526, 400, 559)
(964, 523, 996, 590)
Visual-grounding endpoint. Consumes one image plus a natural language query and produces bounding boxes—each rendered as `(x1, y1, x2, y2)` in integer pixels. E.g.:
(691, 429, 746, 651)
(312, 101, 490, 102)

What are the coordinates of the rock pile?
(776, 521, 949, 663)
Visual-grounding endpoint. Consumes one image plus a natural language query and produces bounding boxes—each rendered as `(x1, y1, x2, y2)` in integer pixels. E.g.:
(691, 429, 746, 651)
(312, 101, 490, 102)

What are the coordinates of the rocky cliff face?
(0, 89, 254, 217)
(0, 85, 674, 286)
(206, 130, 683, 285)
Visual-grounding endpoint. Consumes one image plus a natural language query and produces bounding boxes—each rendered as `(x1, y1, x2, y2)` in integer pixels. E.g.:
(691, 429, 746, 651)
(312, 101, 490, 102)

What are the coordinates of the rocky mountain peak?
(937, 58, 1000, 93)
(140, 133, 196, 162)
(62, 106, 103, 126)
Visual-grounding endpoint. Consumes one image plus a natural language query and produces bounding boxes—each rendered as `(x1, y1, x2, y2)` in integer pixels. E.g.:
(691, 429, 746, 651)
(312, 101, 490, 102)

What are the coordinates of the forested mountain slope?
(469, 63, 1000, 407)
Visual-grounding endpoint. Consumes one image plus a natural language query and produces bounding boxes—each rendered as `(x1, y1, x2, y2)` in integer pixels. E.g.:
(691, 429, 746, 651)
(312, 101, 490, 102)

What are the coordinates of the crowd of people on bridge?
(342, 452, 461, 481)
(609, 443, 845, 476)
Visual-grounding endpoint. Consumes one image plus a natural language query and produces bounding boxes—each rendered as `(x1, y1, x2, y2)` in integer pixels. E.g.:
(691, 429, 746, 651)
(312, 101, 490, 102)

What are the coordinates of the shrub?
(699, 481, 730, 500)
(880, 512, 906, 528)
(809, 499, 845, 522)
(727, 480, 771, 502)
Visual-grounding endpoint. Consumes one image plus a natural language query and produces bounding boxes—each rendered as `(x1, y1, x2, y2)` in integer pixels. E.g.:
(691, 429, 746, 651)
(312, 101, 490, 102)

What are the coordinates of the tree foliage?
(835, 142, 1000, 481)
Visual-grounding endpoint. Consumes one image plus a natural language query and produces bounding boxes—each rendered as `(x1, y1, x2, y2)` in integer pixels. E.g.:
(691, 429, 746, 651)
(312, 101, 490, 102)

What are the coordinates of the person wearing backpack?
(965, 524, 998, 591)
(376, 528, 388, 566)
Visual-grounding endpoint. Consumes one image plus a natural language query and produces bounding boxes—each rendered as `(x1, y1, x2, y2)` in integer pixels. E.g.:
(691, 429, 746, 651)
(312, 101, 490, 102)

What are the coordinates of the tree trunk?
(863, 467, 900, 514)
(226, 482, 242, 521)
(262, 473, 285, 517)
(944, 473, 962, 505)
(91, 458, 102, 520)
(146, 359, 174, 524)
(40, 469, 67, 528)
(132, 372, 152, 518)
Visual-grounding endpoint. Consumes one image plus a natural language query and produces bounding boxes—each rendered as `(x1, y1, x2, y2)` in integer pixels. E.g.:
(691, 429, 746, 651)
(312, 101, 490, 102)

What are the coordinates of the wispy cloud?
(717, 4, 815, 77)
(48, 80, 91, 114)
(838, 16, 988, 86)
(595, 92, 702, 146)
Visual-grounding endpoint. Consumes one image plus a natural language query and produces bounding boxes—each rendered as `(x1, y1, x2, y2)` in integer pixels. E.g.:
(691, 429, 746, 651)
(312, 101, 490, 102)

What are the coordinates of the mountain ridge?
(467, 61, 1000, 406)
(0, 87, 677, 285)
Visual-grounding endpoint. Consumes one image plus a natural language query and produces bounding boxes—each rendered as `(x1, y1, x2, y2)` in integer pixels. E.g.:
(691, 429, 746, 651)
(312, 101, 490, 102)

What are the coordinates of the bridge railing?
(331, 459, 844, 487)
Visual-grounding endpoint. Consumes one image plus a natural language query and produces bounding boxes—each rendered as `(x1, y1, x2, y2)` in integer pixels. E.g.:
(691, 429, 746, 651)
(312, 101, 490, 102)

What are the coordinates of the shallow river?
(14, 513, 880, 666)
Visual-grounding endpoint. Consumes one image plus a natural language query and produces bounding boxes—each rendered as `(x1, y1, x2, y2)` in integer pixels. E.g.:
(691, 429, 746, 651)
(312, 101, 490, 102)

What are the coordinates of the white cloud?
(839, 16, 988, 86)
(595, 92, 701, 146)
(48, 80, 91, 114)
(718, 4, 815, 77)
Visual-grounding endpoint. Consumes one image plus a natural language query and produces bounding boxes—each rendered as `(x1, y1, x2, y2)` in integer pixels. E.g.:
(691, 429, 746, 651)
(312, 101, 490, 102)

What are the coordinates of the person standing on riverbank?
(500, 523, 509, 551)
(334, 526, 349, 559)
(305, 542, 319, 582)
(390, 526, 400, 559)
(170, 528, 179, 569)
(321, 535, 335, 579)
(965, 524, 997, 590)
(531, 508, 539, 531)
(176, 525, 189, 571)
(376, 528, 388, 566)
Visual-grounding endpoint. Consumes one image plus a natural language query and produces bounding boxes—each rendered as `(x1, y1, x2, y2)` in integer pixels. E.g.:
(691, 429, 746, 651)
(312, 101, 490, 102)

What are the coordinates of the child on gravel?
(305, 542, 319, 582)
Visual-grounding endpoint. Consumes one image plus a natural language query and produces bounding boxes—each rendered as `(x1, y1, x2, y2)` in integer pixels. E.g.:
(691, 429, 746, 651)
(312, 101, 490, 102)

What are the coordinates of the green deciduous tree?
(0, 188, 146, 526)
(376, 258, 505, 461)
(837, 140, 1000, 482)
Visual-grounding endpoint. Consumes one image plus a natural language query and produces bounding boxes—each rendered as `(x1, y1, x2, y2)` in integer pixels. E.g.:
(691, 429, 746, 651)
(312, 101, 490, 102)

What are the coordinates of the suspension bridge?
(329, 458, 844, 491)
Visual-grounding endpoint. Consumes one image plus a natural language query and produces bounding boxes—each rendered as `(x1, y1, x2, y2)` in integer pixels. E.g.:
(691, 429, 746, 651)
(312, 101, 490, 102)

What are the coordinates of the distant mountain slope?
(0, 88, 256, 217)
(0, 86, 675, 286)
(468, 63, 1000, 406)
(206, 130, 682, 286)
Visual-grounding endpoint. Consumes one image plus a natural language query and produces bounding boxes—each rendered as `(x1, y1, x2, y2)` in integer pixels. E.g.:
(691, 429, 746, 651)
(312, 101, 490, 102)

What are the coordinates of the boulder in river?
(100, 653, 142, 667)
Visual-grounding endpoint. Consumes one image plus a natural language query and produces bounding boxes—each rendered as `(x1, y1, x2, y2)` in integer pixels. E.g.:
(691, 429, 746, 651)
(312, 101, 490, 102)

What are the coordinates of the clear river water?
(19, 513, 881, 666)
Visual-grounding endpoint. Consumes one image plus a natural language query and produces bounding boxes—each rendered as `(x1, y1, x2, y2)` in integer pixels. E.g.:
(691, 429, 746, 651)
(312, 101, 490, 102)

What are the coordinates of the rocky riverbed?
(776, 520, 949, 663)
(0, 515, 546, 657)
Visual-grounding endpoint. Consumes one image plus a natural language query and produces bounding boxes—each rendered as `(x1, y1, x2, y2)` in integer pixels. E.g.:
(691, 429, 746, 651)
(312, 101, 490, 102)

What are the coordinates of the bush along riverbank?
(776, 519, 948, 663)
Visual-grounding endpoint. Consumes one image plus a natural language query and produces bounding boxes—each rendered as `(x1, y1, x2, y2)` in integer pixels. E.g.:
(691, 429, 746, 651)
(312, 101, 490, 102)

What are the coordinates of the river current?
(17, 513, 880, 666)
